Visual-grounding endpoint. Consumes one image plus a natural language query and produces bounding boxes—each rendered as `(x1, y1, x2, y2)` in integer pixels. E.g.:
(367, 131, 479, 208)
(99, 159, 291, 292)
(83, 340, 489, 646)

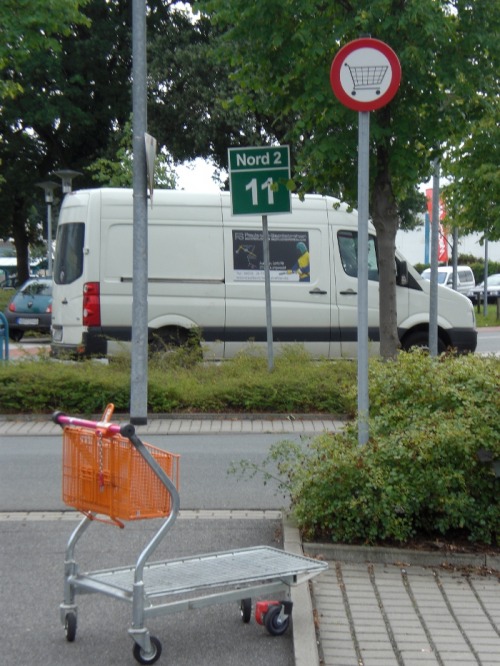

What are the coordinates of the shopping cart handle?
(52, 410, 67, 425)
(51, 411, 129, 436)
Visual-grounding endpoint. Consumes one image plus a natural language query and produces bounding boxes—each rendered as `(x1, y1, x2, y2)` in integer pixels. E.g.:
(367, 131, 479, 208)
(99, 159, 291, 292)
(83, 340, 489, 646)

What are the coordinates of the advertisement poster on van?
(233, 230, 310, 282)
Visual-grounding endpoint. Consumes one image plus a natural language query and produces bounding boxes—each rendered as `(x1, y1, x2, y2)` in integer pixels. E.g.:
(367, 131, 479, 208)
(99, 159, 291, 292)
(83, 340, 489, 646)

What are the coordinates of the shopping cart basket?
(62, 421, 179, 525)
(54, 406, 328, 665)
(345, 62, 388, 96)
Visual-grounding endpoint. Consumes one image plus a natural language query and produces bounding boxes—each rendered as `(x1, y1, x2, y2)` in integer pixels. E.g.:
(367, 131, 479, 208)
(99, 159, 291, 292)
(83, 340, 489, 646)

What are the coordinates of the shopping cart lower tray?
(53, 407, 328, 665)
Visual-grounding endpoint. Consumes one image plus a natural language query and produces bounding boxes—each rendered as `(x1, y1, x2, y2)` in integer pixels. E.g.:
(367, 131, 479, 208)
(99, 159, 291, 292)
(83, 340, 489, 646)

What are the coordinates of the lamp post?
(36, 181, 60, 277)
(52, 169, 82, 194)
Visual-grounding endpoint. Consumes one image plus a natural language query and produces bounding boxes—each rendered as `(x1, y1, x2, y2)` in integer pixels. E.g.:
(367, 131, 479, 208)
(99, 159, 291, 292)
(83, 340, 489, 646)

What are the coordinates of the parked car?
(3, 277, 52, 341)
(467, 273, 500, 305)
(421, 266, 475, 295)
(0, 275, 19, 290)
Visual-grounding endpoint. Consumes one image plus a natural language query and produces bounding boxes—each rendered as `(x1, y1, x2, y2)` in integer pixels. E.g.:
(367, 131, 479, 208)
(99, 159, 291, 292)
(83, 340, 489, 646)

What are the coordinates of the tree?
(0, 0, 132, 282)
(442, 97, 500, 242)
(0, 0, 254, 281)
(197, 0, 500, 357)
(0, 0, 90, 101)
(147, 4, 272, 174)
(87, 119, 178, 188)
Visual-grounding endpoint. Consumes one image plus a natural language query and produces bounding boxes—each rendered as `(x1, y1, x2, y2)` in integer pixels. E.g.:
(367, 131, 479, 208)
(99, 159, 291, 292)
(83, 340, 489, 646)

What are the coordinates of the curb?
(303, 541, 500, 570)
(283, 517, 322, 666)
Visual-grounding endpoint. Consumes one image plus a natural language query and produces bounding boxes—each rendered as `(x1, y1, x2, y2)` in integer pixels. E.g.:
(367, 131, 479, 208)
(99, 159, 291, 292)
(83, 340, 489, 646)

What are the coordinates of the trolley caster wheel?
(64, 612, 77, 642)
(133, 636, 162, 665)
(264, 603, 291, 636)
(240, 598, 252, 623)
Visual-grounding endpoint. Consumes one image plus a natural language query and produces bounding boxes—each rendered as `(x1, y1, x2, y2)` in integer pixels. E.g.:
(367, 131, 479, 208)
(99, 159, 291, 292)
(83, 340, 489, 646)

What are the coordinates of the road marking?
(0, 509, 283, 522)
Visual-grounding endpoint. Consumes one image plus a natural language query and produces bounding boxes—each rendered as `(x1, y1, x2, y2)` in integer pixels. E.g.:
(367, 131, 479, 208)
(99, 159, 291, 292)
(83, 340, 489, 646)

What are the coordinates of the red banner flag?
(426, 189, 448, 263)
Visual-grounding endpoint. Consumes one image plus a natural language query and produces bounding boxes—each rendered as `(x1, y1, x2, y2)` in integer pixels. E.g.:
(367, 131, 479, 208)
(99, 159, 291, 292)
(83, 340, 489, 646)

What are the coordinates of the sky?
(175, 158, 223, 192)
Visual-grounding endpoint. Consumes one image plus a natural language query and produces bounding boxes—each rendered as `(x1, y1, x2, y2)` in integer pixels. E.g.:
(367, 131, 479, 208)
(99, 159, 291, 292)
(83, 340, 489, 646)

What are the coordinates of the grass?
(474, 305, 500, 327)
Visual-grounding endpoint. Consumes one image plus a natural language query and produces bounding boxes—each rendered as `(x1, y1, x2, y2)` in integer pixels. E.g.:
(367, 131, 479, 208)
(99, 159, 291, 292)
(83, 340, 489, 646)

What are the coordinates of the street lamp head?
(36, 180, 60, 204)
(52, 169, 83, 194)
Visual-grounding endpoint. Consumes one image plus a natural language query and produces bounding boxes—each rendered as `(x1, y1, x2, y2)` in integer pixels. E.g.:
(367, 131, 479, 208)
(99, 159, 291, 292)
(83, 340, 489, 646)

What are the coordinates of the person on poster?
(288, 242, 310, 281)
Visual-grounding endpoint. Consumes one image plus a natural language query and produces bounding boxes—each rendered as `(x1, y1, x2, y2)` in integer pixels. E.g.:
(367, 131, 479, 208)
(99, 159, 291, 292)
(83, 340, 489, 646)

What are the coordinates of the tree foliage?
(197, 0, 500, 356)
(0, 0, 90, 100)
(0, 0, 132, 281)
(443, 99, 500, 241)
(0, 0, 262, 282)
(147, 4, 271, 174)
(87, 119, 178, 188)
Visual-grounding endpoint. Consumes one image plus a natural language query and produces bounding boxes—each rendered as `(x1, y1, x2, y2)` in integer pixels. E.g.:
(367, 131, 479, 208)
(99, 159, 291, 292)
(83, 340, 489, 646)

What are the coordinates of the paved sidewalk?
(0, 414, 346, 437)
(308, 556, 500, 666)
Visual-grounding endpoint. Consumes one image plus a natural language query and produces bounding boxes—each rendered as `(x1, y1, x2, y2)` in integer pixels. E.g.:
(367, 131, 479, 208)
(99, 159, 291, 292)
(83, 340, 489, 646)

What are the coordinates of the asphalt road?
(475, 326, 500, 354)
(2, 517, 294, 666)
(0, 433, 300, 512)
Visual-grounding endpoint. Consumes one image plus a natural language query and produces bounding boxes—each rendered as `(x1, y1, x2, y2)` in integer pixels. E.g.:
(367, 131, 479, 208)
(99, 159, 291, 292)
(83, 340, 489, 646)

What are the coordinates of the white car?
(468, 273, 500, 304)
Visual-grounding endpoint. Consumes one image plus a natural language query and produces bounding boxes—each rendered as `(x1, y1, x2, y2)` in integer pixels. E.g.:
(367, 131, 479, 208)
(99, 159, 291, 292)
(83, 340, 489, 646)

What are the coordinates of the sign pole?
(330, 37, 401, 447)
(228, 145, 291, 371)
(261, 215, 274, 370)
(130, 0, 148, 425)
(429, 159, 440, 357)
(357, 111, 370, 446)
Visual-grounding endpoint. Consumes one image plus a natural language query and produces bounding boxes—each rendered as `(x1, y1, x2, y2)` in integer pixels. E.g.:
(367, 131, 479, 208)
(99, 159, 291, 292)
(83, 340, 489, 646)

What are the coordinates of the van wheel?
(149, 327, 202, 361)
(402, 330, 446, 354)
(150, 327, 188, 353)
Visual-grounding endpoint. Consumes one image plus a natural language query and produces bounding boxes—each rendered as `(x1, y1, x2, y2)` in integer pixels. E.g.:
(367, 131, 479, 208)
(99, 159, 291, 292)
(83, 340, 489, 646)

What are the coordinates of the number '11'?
(245, 177, 274, 206)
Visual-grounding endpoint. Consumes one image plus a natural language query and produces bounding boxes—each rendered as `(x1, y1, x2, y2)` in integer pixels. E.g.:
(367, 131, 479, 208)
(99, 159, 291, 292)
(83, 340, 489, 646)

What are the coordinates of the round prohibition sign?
(330, 38, 401, 112)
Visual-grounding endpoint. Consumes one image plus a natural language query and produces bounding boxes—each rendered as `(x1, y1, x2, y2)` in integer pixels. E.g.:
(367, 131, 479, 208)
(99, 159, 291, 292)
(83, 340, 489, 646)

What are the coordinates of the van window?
(54, 223, 85, 285)
(338, 230, 379, 281)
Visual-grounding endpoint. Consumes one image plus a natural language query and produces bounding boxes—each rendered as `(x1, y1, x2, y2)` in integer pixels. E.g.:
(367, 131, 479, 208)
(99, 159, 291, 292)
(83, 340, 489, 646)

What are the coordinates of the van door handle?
(340, 289, 357, 295)
(62, 298, 68, 304)
(309, 288, 327, 295)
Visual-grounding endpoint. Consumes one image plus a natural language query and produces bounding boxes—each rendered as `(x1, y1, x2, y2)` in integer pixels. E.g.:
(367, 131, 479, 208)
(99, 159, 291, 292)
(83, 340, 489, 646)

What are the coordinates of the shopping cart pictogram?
(345, 63, 388, 96)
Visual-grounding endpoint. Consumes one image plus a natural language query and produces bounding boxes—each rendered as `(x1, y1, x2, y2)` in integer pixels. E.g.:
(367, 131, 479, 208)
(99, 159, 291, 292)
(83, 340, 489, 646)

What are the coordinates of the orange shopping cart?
(54, 405, 327, 664)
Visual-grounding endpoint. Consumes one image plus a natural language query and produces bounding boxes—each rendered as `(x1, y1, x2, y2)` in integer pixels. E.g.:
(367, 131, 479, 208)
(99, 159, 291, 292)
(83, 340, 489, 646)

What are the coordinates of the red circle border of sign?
(330, 38, 401, 112)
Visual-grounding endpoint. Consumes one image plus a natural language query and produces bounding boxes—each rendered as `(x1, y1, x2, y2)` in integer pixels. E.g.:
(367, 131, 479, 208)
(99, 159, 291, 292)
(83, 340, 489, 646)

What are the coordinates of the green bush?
(251, 352, 500, 546)
(0, 345, 357, 416)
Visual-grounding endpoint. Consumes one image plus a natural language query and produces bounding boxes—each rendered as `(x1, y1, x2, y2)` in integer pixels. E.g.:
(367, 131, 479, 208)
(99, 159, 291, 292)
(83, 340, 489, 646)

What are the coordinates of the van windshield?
(54, 223, 85, 285)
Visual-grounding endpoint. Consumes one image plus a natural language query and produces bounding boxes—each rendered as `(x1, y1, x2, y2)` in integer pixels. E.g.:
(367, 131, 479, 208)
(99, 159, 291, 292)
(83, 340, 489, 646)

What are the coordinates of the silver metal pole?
(429, 159, 440, 356)
(452, 227, 458, 290)
(357, 111, 370, 446)
(47, 203, 53, 277)
(483, 237, 489, 317)
(262, 215, 274, 371)
(130, 0, 148, 425)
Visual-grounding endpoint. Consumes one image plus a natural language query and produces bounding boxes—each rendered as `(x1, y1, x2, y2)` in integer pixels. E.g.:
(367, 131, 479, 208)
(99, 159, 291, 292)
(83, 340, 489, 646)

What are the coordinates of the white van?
(51, 189, 477, 358)
(421, 265, 475, 295)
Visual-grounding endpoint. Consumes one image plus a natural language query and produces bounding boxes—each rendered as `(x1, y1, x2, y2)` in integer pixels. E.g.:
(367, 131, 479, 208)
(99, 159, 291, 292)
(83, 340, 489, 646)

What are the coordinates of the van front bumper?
(447, 328, 477, 353)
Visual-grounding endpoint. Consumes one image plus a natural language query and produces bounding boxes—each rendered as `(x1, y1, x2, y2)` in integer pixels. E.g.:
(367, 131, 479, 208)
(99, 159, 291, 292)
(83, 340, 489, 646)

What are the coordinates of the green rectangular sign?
(228, 146, 291, 216)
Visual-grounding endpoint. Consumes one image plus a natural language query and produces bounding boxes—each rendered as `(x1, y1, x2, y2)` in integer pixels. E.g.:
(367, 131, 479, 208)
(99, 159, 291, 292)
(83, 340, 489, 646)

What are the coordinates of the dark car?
(467, 273, 500, 305)
(4, 277, 52, 341)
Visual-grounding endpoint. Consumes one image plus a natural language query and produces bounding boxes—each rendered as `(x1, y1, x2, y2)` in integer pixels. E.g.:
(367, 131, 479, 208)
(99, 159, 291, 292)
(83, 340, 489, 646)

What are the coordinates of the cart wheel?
(264, 604, 290, 636)
(240, 598, 252, 623)
(64, 612, 77, 642)
(133, 636, 162, 665)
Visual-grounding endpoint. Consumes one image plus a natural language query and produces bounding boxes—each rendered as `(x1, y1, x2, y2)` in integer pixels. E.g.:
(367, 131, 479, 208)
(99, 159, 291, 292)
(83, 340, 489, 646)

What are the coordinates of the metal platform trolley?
(53, 405, 328, 665)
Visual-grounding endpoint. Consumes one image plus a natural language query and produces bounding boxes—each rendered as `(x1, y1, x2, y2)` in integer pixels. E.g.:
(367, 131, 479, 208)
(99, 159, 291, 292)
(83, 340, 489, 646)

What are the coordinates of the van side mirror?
(396, 260, 408, 286)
